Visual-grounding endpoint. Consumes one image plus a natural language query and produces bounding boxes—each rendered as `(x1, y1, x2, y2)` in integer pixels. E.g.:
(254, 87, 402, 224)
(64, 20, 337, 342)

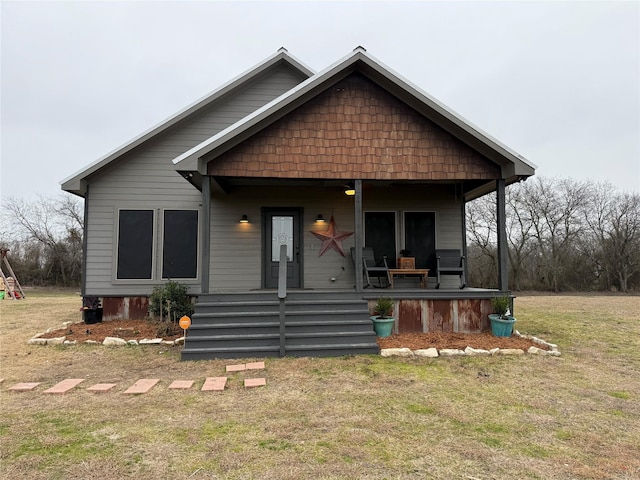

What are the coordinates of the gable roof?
(60, 48, 314, 196)
(173, 47, 536, 187)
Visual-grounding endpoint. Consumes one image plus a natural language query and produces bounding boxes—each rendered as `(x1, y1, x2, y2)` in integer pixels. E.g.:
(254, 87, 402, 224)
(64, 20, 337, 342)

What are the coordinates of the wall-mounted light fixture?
(344, 183, 356, 196)
(239, 214, 249, 223)
(315, 214, 326, 223)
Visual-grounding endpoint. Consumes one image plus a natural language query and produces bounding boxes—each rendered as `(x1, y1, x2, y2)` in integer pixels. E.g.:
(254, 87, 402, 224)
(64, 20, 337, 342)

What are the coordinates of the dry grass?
(1, 289, 639, 479)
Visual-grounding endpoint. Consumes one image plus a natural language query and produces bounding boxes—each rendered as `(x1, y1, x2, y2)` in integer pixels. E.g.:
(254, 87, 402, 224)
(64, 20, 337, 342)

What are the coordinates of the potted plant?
(371, 297, 395, 337)
(489, 294, 516, 337)
(82, 296, 103, 324)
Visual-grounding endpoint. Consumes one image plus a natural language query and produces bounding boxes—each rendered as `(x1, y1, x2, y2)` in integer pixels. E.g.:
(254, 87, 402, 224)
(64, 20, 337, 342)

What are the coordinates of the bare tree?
(505, 182, 537, 290)
(584, 184, 640, 292)
(519, 177, 589, 291)
(1, 195, 84, 287)
(466, 177, 639, 292)
(466, 194, 498, 287)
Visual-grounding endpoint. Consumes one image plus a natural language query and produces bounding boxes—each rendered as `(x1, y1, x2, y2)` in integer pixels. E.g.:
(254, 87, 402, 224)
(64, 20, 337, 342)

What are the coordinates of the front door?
(263, 208, 302, 289)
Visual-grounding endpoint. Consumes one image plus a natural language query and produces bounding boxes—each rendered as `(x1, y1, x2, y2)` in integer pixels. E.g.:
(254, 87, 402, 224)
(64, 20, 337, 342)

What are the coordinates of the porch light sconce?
(239, 214, 249, 224)
(315, 214, 326, 223)
(344, 183, 356, 196)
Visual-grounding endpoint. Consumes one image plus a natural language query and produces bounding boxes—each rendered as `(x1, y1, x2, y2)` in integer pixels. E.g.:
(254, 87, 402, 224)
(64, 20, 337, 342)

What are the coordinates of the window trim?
(111, 205, 203, 285)
(400, 209, 438, 251)
(160, 208, 200, 281)
(401, 210, 438, 271)
(114, 208, 156, 283)
(363, 210, 398, 265)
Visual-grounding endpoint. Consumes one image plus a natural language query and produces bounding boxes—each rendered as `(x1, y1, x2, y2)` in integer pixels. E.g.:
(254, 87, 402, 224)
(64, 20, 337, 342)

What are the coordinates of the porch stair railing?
(181, 289, 380, 360)
(278, 244, 287, 357)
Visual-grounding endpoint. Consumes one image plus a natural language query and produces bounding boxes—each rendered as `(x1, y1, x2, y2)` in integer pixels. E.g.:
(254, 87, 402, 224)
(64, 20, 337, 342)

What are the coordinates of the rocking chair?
(435, 249, 467, 289)
(351, 247, 391, 288)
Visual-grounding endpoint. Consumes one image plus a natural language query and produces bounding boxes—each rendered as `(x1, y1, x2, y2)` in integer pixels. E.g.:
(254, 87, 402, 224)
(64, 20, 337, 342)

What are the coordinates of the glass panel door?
(263, 208, 302, 289)
(271, 216, 293, 261)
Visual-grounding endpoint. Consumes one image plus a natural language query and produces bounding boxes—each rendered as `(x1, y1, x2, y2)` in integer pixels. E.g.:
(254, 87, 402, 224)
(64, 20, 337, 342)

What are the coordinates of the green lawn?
(0, 290, 638, 479)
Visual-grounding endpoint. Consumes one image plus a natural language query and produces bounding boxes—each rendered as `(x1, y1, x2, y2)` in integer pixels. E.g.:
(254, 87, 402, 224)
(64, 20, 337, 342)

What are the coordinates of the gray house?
(62, 47, 535, 359)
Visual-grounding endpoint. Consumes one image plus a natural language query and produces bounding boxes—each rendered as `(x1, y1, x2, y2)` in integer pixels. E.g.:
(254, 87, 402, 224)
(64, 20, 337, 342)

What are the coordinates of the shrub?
(490, 295, 511, 318)
(372, 297, 394, 319)
(149, 280, 194, 323)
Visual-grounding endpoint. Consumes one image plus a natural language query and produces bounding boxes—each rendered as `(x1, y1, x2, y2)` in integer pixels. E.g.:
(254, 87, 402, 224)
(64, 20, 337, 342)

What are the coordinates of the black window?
(404, 211, 436, 271)
(117, 210, 154, 279)
(162, 210, 198, 279)
(364, 212, 397, 268)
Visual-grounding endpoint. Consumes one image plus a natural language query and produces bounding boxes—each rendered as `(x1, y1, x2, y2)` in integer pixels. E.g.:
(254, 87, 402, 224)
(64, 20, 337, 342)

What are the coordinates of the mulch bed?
(39, 319, 182, 343)
(40, 319, 547, 351)
(377, 331, 549, 351)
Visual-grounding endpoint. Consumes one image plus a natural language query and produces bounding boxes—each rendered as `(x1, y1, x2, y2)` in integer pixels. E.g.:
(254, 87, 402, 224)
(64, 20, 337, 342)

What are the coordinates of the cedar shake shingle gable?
(208, 74, 500, 181)
(173, 47, 535, 200)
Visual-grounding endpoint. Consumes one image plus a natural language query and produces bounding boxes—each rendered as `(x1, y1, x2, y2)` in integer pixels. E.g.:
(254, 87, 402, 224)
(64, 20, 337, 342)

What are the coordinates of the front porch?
(181, 287, 503, 360)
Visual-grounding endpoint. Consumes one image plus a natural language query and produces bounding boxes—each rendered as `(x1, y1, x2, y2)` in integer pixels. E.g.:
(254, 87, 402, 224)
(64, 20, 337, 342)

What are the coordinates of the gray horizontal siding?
(207, 184, 464, 292)
(84, 65, 304, 296)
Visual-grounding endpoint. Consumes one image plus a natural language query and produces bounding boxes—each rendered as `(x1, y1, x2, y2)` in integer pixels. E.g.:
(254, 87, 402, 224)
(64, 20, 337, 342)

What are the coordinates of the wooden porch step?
(183, 291, 379, 360)
(181, 345, 281, 360)
(181, 342, 379, 360)
(284, 343, 380, 357)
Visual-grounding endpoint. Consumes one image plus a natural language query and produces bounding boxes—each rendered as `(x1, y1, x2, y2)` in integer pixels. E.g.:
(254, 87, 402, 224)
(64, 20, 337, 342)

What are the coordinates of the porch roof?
(173, 47, 536, 199)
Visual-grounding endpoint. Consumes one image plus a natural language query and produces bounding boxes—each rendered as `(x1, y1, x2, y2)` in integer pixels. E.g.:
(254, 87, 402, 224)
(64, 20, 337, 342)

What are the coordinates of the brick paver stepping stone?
(244, 378, 266, 388)
(246, 361, 265, 370)
(44, 378, 85, 394)
(123, 378, 160, 394)
(168, 380, 194, 390)
(201, 377, 227, 391)
(87, 383, 117, 393)
(226, 364, 246, 372)
(9, 382, 40, 391)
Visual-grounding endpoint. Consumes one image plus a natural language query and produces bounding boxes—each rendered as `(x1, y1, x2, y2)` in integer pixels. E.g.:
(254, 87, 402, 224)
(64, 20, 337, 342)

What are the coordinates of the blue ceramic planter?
(371, 316, 395, 337)
(489, 314, 516, 337)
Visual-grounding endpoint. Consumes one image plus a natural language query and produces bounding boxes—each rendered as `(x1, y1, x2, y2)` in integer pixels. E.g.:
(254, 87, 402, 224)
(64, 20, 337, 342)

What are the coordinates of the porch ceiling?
(206, 175, 493, 197)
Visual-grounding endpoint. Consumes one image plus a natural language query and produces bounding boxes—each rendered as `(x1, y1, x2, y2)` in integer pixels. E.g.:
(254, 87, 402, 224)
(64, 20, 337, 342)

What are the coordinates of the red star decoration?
(311, 215, 354, 257)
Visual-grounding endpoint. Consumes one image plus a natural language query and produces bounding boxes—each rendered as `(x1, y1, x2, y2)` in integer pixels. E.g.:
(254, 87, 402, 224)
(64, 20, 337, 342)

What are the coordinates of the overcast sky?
(1, 0, 638, 201)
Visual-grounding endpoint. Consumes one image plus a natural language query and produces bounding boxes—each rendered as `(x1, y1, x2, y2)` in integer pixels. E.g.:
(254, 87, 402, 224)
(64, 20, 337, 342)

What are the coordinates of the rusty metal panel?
(102, 297, 149, 321)
(427, 300, 453, 332)
(480, 299, 492, 332)
(102, 297, 123, 321)
(457, 299, 482, 333)
(128, 297, 149, 320)
(398, 299, 422, 333)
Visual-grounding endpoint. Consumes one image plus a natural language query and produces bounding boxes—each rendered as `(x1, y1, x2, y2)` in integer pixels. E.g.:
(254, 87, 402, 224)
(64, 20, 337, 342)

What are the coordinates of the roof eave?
(60, 48, 314, 195)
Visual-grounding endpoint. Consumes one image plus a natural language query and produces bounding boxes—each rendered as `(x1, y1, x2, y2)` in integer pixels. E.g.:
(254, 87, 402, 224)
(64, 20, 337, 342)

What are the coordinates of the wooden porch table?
(388, 269, 429, 288)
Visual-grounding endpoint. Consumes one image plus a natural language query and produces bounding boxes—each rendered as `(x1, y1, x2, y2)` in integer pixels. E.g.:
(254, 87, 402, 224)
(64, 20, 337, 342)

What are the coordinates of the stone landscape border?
(27, 321, 184, 347)
(29, 322, 560, 357)
(380, 330, 560, 357)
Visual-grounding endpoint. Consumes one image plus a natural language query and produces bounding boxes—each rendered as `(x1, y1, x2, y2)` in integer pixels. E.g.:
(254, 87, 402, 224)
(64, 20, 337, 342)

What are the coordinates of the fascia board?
(60, 49, 314, 196)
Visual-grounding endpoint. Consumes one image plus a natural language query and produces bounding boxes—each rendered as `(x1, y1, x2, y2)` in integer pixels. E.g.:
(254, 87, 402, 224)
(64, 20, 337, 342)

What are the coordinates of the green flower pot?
(489, 314, 516, 337)
(371, 316, 395, 337)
